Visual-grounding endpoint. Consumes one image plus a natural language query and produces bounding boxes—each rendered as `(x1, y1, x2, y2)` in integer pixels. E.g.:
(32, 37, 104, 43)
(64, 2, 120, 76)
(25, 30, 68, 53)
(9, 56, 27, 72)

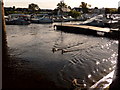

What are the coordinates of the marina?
(3, 22, 118, 89)
(3, 13, 120, 89)
(2, 0, 120, 89)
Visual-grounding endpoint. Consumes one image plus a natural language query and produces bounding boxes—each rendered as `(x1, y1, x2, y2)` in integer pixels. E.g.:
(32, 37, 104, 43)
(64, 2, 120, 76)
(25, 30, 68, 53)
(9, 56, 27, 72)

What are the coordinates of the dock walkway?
(55, 24, 110, 33)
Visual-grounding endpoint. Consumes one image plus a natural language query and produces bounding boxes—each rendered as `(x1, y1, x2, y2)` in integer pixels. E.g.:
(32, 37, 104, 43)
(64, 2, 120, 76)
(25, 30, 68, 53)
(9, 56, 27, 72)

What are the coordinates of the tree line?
(4, 1, 120, 17)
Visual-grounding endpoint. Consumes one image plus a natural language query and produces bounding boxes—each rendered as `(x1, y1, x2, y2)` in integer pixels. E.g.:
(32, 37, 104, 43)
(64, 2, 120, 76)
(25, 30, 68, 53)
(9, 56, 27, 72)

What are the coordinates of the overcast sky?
(4, 0, 120, 9)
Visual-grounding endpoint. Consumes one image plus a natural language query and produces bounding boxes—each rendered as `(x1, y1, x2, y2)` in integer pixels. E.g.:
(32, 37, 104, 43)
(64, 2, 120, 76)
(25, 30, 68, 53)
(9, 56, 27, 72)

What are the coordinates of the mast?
(61, 0, 64, 25)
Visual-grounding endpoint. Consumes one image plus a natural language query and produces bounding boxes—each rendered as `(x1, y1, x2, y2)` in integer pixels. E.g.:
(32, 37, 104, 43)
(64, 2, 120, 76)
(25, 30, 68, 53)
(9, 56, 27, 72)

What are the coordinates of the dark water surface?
(6, 22, 118, 89)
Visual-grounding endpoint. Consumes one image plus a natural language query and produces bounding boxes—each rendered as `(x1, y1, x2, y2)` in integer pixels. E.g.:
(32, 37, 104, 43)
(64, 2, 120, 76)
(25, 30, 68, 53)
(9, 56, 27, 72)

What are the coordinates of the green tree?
(94, 7, 98, 9)
(53, 8, 59, 15)
(13, 6, 15, 10)
(79, 2, 91, 13)
(57, 1, 67, 10)
(56, 1, 71, 15)
(28, 3, 40, 13)
(68, 6, 72, 10)
(69, 10, 81, 19)
(105, 8, 117, 14)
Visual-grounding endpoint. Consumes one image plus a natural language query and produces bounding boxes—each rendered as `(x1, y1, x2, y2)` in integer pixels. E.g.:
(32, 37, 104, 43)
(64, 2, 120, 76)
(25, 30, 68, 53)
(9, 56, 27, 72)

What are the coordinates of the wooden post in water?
(109, 22, 120, 89)
(2, 0, 8, 60)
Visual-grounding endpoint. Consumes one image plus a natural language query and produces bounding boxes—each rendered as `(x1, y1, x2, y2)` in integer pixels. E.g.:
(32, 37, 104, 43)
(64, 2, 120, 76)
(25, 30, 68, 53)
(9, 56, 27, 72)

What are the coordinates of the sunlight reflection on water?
(6, 23, 118, 88)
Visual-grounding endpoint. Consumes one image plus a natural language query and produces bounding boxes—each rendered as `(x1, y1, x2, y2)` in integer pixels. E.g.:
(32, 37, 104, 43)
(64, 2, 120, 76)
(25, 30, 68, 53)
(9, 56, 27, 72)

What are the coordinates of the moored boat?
(6, 17, 31, 25)
(5, 14, 31, 25)
(30, 15, 53, 23)
(79, 14, 120, 28)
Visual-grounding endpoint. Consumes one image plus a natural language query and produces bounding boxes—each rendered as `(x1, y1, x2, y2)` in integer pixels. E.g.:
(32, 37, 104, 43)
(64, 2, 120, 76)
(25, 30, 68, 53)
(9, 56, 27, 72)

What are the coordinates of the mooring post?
(0, 1, 2, 89)
(0, 0, 7, 89)
(109, 21, 120, 89)
(2, 0, 7, 59)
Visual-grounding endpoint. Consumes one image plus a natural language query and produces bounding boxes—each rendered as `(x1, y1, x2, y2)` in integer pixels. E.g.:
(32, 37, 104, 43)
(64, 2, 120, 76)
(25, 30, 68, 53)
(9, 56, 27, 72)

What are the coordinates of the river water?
(6, 22, 118, 89)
